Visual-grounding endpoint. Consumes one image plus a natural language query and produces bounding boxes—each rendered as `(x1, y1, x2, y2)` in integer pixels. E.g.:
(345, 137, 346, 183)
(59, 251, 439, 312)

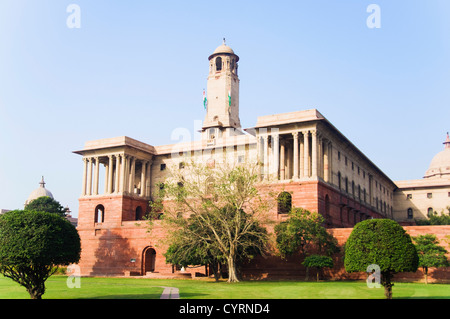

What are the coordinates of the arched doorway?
(142, 247, 156, 274)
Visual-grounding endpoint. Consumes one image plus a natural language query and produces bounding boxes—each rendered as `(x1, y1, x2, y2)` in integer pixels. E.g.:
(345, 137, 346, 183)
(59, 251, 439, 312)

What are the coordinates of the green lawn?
(1, 275, 449, 299)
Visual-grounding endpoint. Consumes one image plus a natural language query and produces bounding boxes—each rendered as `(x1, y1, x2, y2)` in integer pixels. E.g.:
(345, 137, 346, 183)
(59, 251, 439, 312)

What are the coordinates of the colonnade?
(257, 129, 333, 182)
(81, 154, 152, 198)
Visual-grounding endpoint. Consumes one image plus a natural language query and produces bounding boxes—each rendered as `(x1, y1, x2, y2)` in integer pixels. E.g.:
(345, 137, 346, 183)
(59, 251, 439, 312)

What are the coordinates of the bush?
(344, 219, 418, 299)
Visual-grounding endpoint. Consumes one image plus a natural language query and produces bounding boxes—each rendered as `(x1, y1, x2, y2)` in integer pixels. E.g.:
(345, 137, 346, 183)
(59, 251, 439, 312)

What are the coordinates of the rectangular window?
(427, 193, 433, 199)
(160, 163, 166, 171)
(406, 194, 412, 200)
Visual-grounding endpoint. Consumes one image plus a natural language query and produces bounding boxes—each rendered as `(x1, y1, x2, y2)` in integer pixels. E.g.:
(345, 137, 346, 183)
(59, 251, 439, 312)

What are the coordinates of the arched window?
(216, 57, 222, 71)
(95, 204, 105, 223)
(427, 207, 434, 217)
(135, 206, 144, 221)
(407, 208, 413, 219)
(277, 192, 292, 214)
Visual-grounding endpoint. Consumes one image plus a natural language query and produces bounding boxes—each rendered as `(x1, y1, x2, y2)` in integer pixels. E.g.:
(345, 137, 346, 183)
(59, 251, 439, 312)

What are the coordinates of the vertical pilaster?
(140, 161, 146, 197)
(324, 141, 329, 183)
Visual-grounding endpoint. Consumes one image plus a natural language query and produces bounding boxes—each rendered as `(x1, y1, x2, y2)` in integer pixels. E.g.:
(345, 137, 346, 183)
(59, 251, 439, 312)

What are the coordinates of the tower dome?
(208, 38, 239, 61)
(424, 133, 450, 179)
(25, 176, 54, 205)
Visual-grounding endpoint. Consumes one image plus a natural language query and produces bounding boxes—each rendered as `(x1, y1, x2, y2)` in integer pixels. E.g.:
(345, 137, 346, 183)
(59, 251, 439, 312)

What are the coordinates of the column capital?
(292, 131, 299, 139)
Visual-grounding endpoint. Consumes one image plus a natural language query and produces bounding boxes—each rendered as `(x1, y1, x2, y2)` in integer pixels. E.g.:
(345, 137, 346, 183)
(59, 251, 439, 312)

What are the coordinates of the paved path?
(159, 286, 180, 299)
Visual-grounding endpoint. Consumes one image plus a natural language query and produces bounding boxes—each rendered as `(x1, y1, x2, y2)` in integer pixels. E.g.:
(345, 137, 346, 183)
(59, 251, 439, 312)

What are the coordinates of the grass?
(0, 275, 449, 299)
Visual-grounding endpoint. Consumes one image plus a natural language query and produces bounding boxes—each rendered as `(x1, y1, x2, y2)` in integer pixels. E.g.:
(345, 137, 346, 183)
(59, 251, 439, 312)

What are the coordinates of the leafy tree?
(302, 255, 334, 282)
(412, 234, 449, 284)
(0, 210, 81, 299)
(152, 162, 273, 282)
(344, 219, 418, 299)
(275, 208, 339, 258)
(24, 196, 68, 217)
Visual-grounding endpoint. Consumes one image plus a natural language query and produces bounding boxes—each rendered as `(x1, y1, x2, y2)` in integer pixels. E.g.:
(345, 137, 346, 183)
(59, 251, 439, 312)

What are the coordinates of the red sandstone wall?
(76, 189, 449, 282)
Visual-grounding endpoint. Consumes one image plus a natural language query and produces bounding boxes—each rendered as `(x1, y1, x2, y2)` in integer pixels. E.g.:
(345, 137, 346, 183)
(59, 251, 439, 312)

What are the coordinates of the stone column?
(258, 136, 264, 180)
(280, 141, 285, 180)
(93, 157, 99, 195)
(140, 161, 146, 197)
(107, 155, 114, 194)
(299, 133, 304, 179)
(293, 132, 299, 180)
(272, 133, 279, 180)
(114, 155, 120, 193)
(263, 135, 269, 180)
(129, 157, 136, 194)
(104, 160, 109, 194)
(87, 157, 93, 196)
(303, 131, 310, 178)
(123, 155, 129, 194)
(81, 158, 88, 196)
(311, 130, 317, 178)
(146, 160, 152, 197)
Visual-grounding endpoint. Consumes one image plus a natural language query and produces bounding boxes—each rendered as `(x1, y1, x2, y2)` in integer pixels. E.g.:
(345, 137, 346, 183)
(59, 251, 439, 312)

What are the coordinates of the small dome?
(213, 43, 235, 55)
(208, 39, 239, 61)
(424, 133, 450, 179)
(25, 176, 54, 205)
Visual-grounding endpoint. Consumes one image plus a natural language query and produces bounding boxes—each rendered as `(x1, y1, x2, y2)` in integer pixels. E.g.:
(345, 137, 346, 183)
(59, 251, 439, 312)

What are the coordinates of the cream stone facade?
(393, 134, 450, 223)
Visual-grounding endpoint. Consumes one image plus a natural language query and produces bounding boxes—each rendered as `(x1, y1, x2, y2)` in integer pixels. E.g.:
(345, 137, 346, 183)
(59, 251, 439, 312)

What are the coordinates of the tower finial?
(39, 176, 45, 188)
(223, 37, 226, 45)
(444, 132, 450, 149)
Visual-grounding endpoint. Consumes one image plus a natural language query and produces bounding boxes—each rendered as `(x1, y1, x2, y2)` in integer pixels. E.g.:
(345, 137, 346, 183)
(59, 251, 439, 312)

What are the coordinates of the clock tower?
(202, 40, 242, 141)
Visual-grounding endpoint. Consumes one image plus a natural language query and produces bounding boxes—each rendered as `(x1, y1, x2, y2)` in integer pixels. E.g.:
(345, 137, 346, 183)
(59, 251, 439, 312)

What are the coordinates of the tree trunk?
(423, 267, 428, 285)
(227, 256, 239, 283)
(209, 263, 220, 282)
(27, 284, 44, 299)
(381, 271, 394, 299)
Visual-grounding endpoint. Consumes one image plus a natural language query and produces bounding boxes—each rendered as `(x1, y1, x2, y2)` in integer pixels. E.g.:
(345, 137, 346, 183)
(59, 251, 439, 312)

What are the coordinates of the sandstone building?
(73, 42, 449, 277)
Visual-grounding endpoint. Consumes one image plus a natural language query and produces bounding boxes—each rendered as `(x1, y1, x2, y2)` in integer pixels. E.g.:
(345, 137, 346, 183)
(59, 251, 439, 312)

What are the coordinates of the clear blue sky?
(1, 0, 449, 217)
